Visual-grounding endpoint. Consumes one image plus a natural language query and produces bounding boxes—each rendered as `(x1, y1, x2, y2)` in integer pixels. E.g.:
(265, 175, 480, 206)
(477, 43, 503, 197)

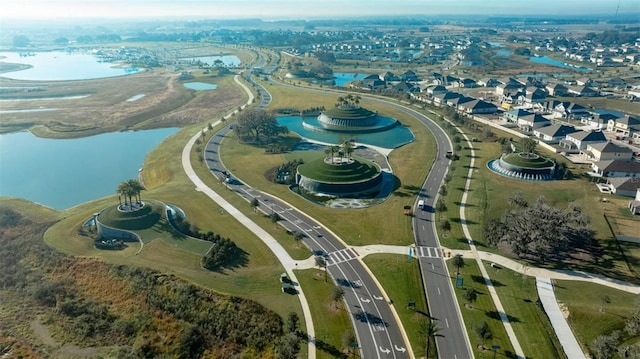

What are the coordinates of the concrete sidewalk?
(537, 278, 586, 359)
(181, 76, 317, 359)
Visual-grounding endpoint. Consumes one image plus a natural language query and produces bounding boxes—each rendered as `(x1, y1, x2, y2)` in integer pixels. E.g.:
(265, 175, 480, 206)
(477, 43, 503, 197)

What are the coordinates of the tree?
(475, 321, 492, 348)
(439, 185, 448, 197)
(315, 256, 327, 282)
(250, 197, 260, 212)
(591, 331, 621, 359)
(440, 220, 451, 231)
(342, 141, 354, 160)
(453, 255, 465, 277)
(234, 109, 286, 143)
(330, 286, 345, 309)
(464, 288, 477, 307)
(520, 137, 537, 154)
(435, 198, 447, 212)
(483, 195, 594, 262)
(286, 312, 299, 333)
(419, 319, 441, 358)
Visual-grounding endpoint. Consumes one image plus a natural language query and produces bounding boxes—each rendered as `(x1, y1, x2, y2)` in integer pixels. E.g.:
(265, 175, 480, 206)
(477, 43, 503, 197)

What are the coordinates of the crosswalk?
(414, 246, 442, 258)
(326, 248, 359, 266)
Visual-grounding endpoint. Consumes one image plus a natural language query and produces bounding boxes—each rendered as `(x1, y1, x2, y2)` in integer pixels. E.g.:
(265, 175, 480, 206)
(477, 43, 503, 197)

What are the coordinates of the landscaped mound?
(501, 152, 554, 169)
(96, 199, 163, 230)
(296, 155, 383, 197)
(297, 156, 380, 183)
(322, 106, 377, 120)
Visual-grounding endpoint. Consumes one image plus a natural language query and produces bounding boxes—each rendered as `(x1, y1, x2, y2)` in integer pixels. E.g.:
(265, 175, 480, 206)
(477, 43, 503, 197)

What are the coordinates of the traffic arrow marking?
(394, 345, 406, 353)
(379, 346, 391, 354)
(373, 295, 384, 301)
(360, 297, 371, 303)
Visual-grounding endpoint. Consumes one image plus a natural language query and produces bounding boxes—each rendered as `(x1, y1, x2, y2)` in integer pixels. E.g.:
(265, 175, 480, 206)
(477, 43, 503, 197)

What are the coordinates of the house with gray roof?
(458, 99, 497, 114)
(533, 124, 578, 143)
(517, 113, 552, 133)
(592, 160, 640, 178)
(607, 115, 640, 138)
(607, 177, 640, 198)
(584, 141, 634, 161)
(433, 91, 462, 106)
(568, 85, 599, 97)
(546, 83, 569, 96)
(560, 130, 607, 151)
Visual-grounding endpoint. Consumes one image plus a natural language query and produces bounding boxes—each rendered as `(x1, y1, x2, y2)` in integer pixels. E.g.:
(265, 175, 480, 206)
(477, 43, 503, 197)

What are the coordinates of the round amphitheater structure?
(296, 155, 383, 197)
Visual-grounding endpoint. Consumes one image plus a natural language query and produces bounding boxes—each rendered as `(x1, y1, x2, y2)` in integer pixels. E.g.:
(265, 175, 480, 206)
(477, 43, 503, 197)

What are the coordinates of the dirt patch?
(30, 318, 57, 347)
(558, 302, 570, 319)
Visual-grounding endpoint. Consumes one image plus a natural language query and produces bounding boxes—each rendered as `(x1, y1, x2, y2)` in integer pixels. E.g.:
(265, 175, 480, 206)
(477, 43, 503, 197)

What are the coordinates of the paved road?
(367, 100, 473, 358)
(205, 76, 411, 358)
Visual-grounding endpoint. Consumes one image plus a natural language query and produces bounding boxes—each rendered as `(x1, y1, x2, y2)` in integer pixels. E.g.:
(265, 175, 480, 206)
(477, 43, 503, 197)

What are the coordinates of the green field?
(297, 156, 380, 183)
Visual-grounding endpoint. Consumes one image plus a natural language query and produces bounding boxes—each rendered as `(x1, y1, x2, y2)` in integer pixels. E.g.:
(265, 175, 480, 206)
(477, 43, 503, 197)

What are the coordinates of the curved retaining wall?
(95, 215, 141, 242)
(297, 171, 383, 196)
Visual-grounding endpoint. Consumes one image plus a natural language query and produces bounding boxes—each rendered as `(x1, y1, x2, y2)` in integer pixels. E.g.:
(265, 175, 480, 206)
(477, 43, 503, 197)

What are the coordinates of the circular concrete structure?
(303, 105, 397, 133)
(296, 156, 383, 197)
(488, 153, 555, 181)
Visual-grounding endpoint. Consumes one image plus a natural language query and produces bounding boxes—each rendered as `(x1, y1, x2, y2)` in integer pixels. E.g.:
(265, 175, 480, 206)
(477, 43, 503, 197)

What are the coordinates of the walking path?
(537, 278, 586, 359)
(181, 75, 316, 359)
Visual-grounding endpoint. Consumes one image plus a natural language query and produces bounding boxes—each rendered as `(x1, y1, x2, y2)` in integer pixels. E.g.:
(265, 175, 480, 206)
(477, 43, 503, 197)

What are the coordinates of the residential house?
(433, 91, 462, 106)
(496, 83, 525, 96)
(546, 83, 569, 96)
(568, 85, 598, 97)
(401, 70, 420, 82)
(606, 115, 640, 138)
(581, 113, 617, 130)
(477, 78, 500, 88)
(447, 95, 475, 108)
(425, 85, 448, 96)
(379, 71, 399, 82)
(560, 130, 607, 151)
(361, 75, 386, 91)
(522, 87, 547, 105)
(533, 124, 578, 143)
(503, 109, 532, 124)
(455, 78, 477, 88)
(584, 141, 634, 162)
(517, 113, 552, 132)
(607, 177, 640, 197)
(592, 160, 640, 178)
(458, 99, 497, 114)
(552, 102, 589, 119)
(389, 81, 418, 94)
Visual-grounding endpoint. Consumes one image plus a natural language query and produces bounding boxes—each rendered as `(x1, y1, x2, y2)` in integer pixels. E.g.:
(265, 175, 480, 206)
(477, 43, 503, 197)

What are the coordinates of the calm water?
(333, 73, 367, 87)
(184, 82, 218, 90)
(0, 128, 179, 209)
(277, 116, 414, 149)
(0, 51, 140, 81)
(529, 56, 593, 72)
(179, 55, 241, 67)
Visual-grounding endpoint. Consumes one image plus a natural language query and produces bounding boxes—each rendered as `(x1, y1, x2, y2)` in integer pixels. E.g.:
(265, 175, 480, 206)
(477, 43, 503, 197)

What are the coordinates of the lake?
(529, 55, 593, 72)
(0, 51, 140, 81)
(0, 128, 179, 210)
(333, 73, 367, 87)
(277, 116, 414, 149)
(184, 82, 217, 90)
(179, 55, 241, 67)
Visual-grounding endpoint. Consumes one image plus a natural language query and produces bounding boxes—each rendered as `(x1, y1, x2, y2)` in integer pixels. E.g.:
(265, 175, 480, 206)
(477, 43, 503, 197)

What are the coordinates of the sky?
(2, 0, 639, 20)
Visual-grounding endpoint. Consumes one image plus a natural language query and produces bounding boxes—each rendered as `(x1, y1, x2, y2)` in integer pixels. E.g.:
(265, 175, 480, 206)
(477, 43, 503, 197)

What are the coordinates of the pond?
(0, 51, 141, 81)
(179, 55, 241, 67)
(529, 55, 593, 72)
(277, 116, 414, 149)
(333, 73, 367, 87)
(0, 128, 179, 210)
(183, 82, 217, 91)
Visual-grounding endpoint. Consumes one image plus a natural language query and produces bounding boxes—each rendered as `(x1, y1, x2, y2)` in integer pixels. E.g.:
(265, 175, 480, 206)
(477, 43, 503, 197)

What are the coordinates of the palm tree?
(343, 141, 354, 160)
(117, 182, 130, 207)
(453, 254, 465, 278)
(126, 179, 144, 204)
(419, 319, 441, 358)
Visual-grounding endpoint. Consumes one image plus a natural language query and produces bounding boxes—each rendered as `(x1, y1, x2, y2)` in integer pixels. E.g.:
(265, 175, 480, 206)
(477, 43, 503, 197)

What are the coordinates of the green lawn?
(446, 259, 516, 358)
(554, 280, 639, 353)
(363, 254, 430, 358)
(480, 261, 564, 359)
(295, 269, 353, 359)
